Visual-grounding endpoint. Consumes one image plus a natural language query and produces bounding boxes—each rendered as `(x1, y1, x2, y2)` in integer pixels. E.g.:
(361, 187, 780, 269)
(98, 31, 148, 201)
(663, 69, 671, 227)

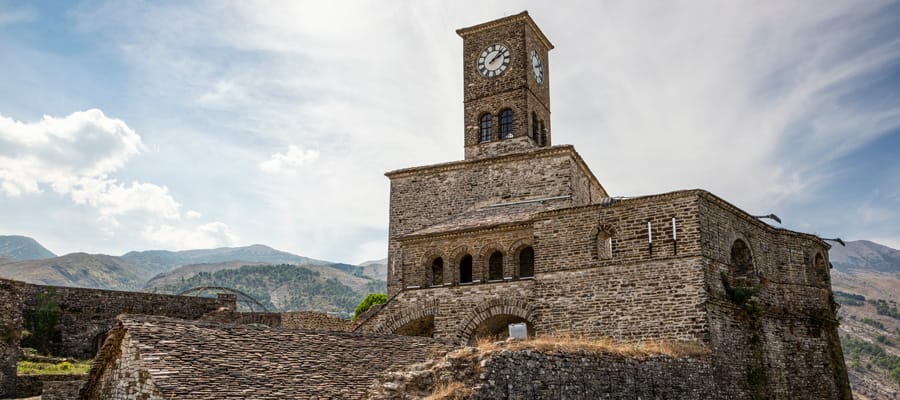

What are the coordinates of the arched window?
(531, 112, 539, 143)
(479, 114, 493, 143)
(814, 253, 828, 284)
(499, 109, 513, 139)
(539, 121, 547, 147)
(431, 257, 444, 286)
(730, 239, 753, 276)
(597, 231, 612, 260)
(518, 246, 534, 278)
(460, 255, 473, 283)
(488, 251, 504, 280)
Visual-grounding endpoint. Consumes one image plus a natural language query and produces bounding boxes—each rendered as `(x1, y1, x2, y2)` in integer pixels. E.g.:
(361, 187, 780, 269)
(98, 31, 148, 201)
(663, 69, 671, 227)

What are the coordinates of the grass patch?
(17, 360, 91, 375)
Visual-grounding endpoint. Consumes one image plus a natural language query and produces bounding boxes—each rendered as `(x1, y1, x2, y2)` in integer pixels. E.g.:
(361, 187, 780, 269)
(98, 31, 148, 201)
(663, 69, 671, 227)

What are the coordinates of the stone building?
(356, 11, 851, 399)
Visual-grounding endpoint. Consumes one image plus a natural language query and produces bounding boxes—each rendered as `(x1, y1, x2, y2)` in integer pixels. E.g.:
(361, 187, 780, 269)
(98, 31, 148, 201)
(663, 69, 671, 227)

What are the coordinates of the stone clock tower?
(457, 11, 553, 160)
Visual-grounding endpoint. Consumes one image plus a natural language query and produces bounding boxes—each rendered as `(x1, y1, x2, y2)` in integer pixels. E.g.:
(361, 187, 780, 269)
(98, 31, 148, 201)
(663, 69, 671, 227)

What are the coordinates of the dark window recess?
(730, 239, 753, 276)
(479, 114, 493, 143)
(499, 109, 513, 139)
(489, 251, 504, 280)
(540, 121, 547, 147)
(460, 255, 473, 283)
(431, 257, 444, 286)
(532, 112, 539, 143)
(519, 246, 534, 277)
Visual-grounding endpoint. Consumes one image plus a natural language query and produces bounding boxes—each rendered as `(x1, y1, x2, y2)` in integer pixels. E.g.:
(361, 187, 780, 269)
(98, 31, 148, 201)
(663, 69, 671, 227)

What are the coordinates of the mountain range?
(0, 235, 387, 316)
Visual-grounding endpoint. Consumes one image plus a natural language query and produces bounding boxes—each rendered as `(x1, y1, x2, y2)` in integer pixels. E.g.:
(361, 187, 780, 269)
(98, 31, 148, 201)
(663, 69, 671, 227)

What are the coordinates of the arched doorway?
(395, 315, 435, 337)
(470, 314, 534, 344)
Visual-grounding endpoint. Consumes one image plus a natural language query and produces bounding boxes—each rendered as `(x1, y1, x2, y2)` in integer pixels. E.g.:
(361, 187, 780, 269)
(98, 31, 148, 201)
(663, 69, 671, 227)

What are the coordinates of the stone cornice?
(399, 222, 532, 242)
(456, 11, 554, 50)
(385, 145, 605, 196)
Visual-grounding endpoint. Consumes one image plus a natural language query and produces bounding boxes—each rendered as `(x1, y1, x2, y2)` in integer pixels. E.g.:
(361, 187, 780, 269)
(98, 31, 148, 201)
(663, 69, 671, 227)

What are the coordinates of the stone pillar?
(0, 280, 24, 398)
(216, 293, 237, 311)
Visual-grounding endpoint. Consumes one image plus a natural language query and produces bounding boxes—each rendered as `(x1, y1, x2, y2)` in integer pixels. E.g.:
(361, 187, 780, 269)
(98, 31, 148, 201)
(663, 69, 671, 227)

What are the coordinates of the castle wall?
(532, 191, 703, 274)
(0, 278, 223, 397)
(370, 348, 725, 400)
(698, 196, 852, 399)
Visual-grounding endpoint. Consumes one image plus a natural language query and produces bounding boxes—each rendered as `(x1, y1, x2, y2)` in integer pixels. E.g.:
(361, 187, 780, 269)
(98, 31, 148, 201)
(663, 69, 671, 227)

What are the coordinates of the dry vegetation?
(426, 381, 473, 400)
(469, 334, 711, 358)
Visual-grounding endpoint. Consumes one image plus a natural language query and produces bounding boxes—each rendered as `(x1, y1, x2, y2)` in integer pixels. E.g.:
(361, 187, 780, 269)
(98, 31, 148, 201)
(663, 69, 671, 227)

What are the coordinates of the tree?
(353, 293, 387, 321)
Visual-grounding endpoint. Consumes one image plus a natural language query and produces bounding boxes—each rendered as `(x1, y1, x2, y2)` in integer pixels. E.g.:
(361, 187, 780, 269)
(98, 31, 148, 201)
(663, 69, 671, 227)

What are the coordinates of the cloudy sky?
(1, 1, 899, 264)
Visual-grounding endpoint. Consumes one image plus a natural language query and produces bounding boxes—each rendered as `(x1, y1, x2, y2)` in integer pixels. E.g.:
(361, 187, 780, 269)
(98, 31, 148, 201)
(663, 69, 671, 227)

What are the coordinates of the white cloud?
(0, 109, 184, 220)
(186, 210, 203, 219)
(258, 145, 320, 175)
(142, 222, 239, 250)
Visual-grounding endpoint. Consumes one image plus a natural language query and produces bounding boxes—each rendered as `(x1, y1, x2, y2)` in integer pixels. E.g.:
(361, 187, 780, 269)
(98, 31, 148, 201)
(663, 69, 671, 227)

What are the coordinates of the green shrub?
(352, 293, 387, 321)
(23, 288, 61, 354)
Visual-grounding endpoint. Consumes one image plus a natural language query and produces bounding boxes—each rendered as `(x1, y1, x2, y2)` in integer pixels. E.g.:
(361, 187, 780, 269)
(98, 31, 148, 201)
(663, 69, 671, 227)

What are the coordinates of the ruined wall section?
(386, 146, 605, 296)
(698, 195, 851, 399)
(84, 330, 163, 400)
(0, 280, 24, 398)
(371, 348, 723, 400)
(0, 278, 223, 359)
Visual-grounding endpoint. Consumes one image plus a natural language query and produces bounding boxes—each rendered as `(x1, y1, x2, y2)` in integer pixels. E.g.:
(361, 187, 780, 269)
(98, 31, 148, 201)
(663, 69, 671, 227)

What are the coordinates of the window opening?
(518, 246, 534, 277)
(499, 109, 513, 139)
(479, 114, 493, 143)
(431, 257, 444, 286)
(488, 251, 504, 280)
(460, 255, 473, 283)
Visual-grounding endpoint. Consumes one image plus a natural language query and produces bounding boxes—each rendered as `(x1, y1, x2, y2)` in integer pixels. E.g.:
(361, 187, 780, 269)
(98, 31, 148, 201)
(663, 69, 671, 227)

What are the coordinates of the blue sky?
(1, 1, 899, 264)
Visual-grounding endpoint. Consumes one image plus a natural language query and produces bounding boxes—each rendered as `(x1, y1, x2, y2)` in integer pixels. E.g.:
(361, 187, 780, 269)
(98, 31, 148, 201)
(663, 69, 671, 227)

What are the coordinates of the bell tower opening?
(457, 11, 553, 160)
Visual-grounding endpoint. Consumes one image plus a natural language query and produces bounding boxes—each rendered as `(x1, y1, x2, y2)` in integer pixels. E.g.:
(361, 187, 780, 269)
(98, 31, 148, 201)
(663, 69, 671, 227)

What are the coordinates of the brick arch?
(419, 248, 445, 287)
(508, 238, 534, 277)
(590, 223, 619, 261)
(458, 298, 535, 342)
(477, 241, 505, 281)
(366, 299, 439, 336)
(448, 245, 474, 283)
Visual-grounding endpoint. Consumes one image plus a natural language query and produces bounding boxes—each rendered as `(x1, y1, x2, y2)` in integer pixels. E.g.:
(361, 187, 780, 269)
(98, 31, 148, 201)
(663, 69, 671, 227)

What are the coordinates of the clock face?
(531, 50, 544, 85)
(477, 44, 510, 78)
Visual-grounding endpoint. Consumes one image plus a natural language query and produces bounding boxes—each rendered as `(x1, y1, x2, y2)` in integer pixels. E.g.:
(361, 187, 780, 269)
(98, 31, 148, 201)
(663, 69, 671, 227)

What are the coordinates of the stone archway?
(458, 298, 535, 344)
(365, 299, 438, 338)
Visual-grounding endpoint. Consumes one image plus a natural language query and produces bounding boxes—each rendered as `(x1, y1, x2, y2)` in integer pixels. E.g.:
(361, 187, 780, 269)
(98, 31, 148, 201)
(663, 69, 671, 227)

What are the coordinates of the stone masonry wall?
(0, 278, 223, 397)
(532, 191, 703, 275)
(0, 280, 24, 398)
(88, 330, 164, 400)
(43, 380, 86, 400)
(399, 225, 532, 288)
(370, 347, 723, 399)
(281, 311, 355, 331)
(386, 146, 605, 296)
(698, 195, 851, 399)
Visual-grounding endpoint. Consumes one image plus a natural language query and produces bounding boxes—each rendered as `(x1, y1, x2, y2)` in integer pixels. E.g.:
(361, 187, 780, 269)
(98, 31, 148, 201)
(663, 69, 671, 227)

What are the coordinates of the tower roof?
(456, 10, 554, 50)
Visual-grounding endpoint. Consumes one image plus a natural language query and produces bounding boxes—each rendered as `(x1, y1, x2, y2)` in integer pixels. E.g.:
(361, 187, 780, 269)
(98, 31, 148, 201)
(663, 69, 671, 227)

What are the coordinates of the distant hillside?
(0, 235, 56, 261)
(830, 240, 900, 273)
(148, 264, 371, 315)
(145, 260, 383, 294)
(0, 252, 147, 290)
(121, 244, 332, 277)
(829, 240, 900, 399)
(359, 257, 388, 281)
